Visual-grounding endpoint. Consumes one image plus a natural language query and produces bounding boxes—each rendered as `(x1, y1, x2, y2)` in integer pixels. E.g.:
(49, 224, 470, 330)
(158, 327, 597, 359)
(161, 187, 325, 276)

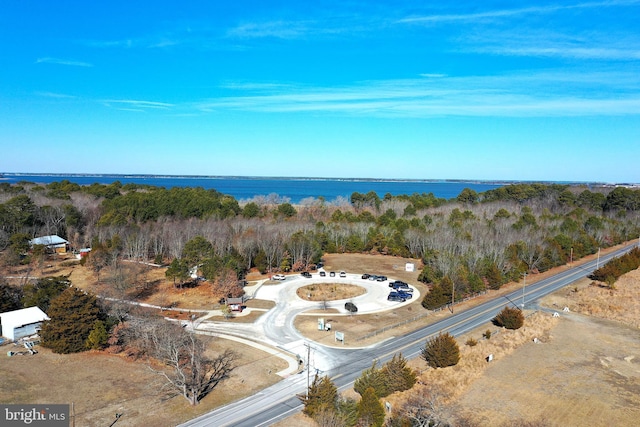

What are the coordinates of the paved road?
(180, 244, 635, 427)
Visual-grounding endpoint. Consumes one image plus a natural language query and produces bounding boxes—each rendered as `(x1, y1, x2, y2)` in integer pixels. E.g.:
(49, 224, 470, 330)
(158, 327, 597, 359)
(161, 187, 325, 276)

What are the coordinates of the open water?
(1, 174, 504, 203)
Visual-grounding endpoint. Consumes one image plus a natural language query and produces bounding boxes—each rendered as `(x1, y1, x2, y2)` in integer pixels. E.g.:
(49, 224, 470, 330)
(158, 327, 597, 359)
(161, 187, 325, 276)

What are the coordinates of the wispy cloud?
(191, 70, 640, 118)
(397, 1, 640, 24)
(226, 21, 313, 39)
(35, 57, 93, 67)
(36, 91, 77, 99)
(464, 28, 640, 60)
(102, 99, 174, 110)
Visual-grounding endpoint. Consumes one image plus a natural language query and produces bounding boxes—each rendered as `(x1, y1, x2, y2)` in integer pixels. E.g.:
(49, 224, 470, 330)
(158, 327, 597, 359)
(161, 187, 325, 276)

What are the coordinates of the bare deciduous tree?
(132, 319, 237, 405)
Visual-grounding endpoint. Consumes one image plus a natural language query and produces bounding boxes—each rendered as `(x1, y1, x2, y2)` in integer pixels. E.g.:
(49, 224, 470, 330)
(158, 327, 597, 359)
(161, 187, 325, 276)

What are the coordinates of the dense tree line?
(1, 181, 639, 307)
(588, 247, 640, 285)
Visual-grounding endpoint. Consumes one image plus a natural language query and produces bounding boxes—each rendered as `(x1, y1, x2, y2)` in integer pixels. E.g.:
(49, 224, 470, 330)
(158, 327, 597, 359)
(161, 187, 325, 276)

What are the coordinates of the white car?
(339, 271, 347, 278)
(272, 274, 286, 281)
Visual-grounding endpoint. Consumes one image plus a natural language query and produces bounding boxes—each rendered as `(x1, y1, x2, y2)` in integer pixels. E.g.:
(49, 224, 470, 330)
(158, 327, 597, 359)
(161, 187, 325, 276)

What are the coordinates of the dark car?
(387, 292, 406, 302)
(319, 271, 326, 277)
(329, 271, 336, 277)
(376, 275, 387, 282)
(396, 290, 413, 299)
(301, 271, 312, 278)
(361, 273, 370, 280)
(391, 281, 411, 290)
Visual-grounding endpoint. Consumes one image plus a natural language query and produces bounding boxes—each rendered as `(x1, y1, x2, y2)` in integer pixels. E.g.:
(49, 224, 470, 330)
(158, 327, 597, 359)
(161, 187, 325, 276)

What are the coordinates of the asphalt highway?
(180, 243, 636, 427)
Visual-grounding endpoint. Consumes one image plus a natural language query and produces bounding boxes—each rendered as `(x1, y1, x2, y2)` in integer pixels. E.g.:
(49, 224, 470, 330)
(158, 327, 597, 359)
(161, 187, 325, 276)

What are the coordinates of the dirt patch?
(451, 313, 640, 426)
(0, 337, 287, 427)
(296, 283, 366, 301)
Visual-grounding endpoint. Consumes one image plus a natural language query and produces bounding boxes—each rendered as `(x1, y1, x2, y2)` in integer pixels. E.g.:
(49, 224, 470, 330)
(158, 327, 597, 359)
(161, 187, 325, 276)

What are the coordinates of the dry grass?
(0, 337, 287, 427)
(296, 283, 366, 301)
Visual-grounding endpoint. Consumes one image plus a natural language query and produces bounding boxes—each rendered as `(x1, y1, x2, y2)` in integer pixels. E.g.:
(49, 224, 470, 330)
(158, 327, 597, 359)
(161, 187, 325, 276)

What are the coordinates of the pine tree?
(354, 361, 388, 398)
(421, 332, 460, 368)
(381, 353, 417, 394)
(357, 387, 385, 427)
(40, 287, 103, 354)
(299, 375, 338, 419)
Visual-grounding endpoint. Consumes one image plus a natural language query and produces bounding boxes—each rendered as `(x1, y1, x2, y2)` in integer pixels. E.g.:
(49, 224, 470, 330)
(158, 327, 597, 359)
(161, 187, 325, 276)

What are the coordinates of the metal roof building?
(0, 306, 50, 341)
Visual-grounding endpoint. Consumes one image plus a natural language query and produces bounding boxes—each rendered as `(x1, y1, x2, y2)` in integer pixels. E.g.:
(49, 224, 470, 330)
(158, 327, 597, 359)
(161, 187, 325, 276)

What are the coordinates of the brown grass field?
(2, 243, 639, 426)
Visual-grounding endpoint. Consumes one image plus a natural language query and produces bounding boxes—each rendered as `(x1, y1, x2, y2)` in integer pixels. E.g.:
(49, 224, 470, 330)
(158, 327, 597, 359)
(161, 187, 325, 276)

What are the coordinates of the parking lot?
(260, 270, 420, 314)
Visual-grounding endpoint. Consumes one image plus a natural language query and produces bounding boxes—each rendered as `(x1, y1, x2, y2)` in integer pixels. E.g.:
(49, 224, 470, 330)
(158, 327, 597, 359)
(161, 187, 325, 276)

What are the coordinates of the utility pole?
(304, 343, 311, 397)
(522, 272, 527, 309)
(597, 247, 601, 269)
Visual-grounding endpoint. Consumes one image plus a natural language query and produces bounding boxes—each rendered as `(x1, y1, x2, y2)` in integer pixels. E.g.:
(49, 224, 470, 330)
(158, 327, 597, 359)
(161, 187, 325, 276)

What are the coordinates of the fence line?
(355, 290, 488, 342)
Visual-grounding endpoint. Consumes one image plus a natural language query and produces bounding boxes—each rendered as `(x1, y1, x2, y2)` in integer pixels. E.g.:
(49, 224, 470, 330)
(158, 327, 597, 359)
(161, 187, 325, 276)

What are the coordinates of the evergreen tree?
(493, 306, 525, 330)
(421, 332, 460, 368)
(354, 361, 388, 398)
(22, 276, 70, 312)
(0, 282, 23, 312)
(40, 287, 104, 354)
(85, 320, 108, 350)
(421, 283, 449, 310)
(381, 353, 417, 394)
(357, 387, 385, 427)
(299, 375, 338, 419)
(165, 258, 190, 288)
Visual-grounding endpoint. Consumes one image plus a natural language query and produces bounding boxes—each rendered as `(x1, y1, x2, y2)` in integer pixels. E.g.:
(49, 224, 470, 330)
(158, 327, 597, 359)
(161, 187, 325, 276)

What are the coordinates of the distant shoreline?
(1, 172, 632, 187)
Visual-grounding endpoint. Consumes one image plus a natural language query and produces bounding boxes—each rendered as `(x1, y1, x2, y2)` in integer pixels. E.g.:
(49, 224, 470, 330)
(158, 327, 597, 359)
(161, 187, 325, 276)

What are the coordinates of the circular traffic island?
(296, 283, 366, 301)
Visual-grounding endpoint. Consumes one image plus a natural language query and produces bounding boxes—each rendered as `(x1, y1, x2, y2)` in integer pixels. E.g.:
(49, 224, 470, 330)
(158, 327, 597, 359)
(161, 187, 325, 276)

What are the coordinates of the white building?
(0, 306, 50, 341)
(29, 235, 69, 253)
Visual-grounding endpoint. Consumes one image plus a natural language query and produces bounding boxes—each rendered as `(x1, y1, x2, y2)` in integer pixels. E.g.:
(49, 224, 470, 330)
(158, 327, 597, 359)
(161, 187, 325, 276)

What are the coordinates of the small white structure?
(405, 263, 415, 272)
(0, 307, 49, 341)
(29, 235, 69, 254)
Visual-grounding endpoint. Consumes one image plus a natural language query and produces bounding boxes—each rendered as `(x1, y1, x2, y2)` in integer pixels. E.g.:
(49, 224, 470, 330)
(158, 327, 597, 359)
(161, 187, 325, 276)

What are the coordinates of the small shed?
(0, 307, 50, 341)
(30, 235, 70, 254)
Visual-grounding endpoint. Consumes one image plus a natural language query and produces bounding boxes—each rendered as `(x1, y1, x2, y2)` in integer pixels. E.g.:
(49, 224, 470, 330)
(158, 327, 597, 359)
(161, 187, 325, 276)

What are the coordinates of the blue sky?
(1, 1, 639, 183)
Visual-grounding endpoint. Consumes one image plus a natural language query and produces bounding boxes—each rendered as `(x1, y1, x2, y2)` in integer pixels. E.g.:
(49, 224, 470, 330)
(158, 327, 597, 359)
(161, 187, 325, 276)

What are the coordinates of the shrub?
(421, 332, 460, 368)
(493, 306, 525, 330)
(465, 338, 478, 347)
(483, 329, 492, 340)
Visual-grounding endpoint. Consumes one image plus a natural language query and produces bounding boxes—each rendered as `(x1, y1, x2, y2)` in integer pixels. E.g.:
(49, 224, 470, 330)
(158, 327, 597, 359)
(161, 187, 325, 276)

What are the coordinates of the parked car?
(345, 302, 358, 313)
(376, 275, 387, 282)
(389, 280, 407, 287)
(390, 281, 411, 290)
(387, 292, 406, 302)
(301, 272, 312, 278)
(319, 271, 326, 277)
(330, 271, 336, 277)
(396, 290, 413, 299)
(368, 275, 378, 281)
(272, 274, 286, 281)
(361, 273, 370, 279)
(339, 271, 346, 278)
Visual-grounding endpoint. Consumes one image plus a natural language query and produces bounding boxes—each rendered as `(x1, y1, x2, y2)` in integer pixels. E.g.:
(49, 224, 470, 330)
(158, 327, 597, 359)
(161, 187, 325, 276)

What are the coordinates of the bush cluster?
(588, 247, 640, 285)
(493, 306, 525, 330)
(421, 332, 460, 368)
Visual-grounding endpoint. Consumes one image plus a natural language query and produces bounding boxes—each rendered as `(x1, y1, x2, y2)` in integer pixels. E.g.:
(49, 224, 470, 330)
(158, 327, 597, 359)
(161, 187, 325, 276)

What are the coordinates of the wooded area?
(1, 180, 639, 307)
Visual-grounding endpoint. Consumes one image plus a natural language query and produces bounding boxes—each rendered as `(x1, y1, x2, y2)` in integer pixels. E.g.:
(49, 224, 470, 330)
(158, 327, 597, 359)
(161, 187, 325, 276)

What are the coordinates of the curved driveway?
(196, 271, 419, 372)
